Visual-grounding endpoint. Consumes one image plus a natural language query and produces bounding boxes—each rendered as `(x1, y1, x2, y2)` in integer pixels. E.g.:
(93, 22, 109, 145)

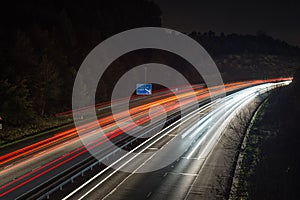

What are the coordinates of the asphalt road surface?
(0, 79, 290, 199)
(60, 81, 290, 200)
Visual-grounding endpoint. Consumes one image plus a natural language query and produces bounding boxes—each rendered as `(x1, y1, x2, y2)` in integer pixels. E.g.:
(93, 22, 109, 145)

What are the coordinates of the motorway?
(0, 79, 291, 199)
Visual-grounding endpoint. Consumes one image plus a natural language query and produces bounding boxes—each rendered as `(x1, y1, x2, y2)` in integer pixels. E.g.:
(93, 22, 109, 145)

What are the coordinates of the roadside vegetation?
(0, 0, 162, 142)
(232, 68, 300, 199)
(1, 0, 300, 143)
(0, 116, 71, 146)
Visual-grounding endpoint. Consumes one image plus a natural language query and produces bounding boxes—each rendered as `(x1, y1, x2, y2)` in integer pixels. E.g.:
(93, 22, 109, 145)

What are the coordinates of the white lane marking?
(168, 172, 198, 176)
(186, 131, 210, 159)
(181, 157, 198, 160)
(146, 192, 152, 198)
(147, 147, 159, 150)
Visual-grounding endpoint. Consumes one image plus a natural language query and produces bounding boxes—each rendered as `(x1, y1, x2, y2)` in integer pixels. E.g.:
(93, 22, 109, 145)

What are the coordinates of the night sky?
(154, 0, 300, 46)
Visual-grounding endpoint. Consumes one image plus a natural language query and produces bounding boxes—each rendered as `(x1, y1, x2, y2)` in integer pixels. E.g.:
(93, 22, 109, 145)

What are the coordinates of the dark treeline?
(0, 0, 299, 128)
(189, 31, 300, 82)
(0, 0, 161, 126)
(189, 31, 300, 57)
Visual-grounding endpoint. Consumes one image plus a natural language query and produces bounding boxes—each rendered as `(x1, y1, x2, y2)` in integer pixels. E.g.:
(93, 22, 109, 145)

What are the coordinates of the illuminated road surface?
(0, 79, 291, 199)
(62, 81, 290, 200)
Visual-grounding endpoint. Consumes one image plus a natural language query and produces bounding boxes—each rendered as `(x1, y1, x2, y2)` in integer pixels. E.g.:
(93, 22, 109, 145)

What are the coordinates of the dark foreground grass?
(234, 84, 300, 200)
